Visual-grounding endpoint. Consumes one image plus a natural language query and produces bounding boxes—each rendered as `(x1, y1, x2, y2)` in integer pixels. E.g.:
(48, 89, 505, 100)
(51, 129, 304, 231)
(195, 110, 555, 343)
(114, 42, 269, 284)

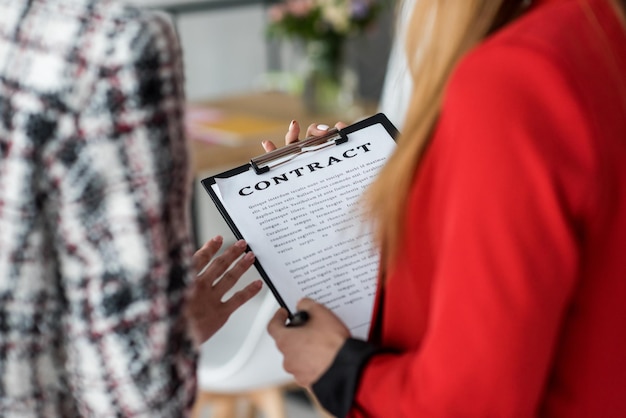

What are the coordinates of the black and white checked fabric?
(0, 0, 197, 416)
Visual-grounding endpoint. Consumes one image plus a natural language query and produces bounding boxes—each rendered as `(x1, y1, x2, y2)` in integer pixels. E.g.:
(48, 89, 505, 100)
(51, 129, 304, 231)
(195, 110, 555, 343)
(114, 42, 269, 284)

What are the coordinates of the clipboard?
(201, 113, 398, 337)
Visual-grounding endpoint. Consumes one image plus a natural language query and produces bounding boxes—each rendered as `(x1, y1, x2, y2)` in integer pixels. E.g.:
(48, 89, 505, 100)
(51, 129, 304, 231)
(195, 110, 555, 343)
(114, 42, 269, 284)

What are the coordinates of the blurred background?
(125, 1, 400, 417)
(129, 0, 394, 102)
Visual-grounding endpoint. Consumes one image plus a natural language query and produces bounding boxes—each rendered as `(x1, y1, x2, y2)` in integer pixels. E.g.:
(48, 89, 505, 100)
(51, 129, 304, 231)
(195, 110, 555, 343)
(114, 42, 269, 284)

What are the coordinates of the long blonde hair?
(366, 0, 527, 261)
(367, 0, 626, 263)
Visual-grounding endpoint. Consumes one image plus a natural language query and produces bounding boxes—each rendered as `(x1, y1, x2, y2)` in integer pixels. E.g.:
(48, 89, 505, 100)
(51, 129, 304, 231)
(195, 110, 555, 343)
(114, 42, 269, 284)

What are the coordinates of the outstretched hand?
(185, 236, 262, 346)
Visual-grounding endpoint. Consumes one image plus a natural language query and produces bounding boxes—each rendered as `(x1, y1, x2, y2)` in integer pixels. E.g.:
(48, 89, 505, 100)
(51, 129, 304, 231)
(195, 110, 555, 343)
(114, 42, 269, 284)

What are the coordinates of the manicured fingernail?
(244, 251, 255, 261)
(289, 120, 295, 129)
(235, 239, 247, 249)
(317, 124, 329, 131)
(262, 140, 267, 146)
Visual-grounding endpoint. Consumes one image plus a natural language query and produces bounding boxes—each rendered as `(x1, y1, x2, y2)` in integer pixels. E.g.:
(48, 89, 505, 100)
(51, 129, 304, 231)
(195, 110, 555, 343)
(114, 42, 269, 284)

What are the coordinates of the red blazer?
(342, 0, 626, 416)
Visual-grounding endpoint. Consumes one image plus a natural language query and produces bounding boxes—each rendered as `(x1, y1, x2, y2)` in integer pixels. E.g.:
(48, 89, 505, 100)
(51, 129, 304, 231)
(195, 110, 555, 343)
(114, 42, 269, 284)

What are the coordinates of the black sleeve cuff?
(311, 338, 378, 418)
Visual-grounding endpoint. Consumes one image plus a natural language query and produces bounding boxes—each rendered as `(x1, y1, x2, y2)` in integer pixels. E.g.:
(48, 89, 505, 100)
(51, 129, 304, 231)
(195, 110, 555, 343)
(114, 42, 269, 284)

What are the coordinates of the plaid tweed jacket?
(0, 0, 197, 416)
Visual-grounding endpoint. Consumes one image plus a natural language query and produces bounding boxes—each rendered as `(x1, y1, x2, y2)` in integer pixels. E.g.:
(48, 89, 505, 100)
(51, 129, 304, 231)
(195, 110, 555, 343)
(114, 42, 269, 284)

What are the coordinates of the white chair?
(192, 285, 295, 418)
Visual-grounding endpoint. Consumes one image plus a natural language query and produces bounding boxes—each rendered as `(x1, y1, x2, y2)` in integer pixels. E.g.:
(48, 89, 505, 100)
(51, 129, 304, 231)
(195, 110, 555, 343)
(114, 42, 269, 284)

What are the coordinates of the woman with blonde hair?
(267, 0, 626, 416)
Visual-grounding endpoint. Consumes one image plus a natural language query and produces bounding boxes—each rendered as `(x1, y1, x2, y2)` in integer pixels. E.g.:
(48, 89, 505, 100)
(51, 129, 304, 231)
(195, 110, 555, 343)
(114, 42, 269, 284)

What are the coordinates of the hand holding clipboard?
(201, 113, 399, 339)
(261, 120, 349, 153)
(262, 121, 348, 327)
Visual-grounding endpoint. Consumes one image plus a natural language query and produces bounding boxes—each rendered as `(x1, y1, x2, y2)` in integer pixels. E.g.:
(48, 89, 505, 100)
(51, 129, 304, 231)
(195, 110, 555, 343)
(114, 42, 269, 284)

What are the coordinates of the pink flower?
(286, 0, 314, 17)
(268, 4, 286, 22)
(351, 0, 372, 19)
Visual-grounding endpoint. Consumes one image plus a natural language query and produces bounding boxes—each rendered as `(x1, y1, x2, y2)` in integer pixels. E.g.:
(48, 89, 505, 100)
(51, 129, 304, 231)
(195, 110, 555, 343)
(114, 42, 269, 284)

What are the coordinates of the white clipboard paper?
(201, 113, 399, 339)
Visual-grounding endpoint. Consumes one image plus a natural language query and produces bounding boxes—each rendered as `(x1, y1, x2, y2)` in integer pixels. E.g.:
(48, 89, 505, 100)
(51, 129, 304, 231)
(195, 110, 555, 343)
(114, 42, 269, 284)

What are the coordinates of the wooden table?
(188, 91, 378, 174)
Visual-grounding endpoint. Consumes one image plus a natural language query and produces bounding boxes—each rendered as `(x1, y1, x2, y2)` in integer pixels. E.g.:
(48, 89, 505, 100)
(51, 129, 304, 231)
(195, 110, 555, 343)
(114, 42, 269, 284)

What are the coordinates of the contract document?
(201, 114, 398, 339)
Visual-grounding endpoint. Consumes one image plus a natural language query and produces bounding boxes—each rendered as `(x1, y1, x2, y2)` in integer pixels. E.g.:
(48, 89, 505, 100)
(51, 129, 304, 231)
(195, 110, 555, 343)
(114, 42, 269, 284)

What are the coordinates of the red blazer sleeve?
(351, 39, 594, 417)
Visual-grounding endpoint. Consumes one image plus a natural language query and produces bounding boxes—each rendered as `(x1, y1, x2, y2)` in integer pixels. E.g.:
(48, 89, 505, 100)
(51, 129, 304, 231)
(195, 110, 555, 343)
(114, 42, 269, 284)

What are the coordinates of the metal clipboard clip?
(250, 127, 349, 174)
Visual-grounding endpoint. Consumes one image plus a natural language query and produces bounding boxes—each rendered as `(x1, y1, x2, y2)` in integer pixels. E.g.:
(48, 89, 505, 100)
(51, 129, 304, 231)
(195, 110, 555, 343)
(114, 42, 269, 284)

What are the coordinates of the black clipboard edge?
(200, 173, 292, 316)
(199, 112, 399, 318)
(341, 112, 400, 141)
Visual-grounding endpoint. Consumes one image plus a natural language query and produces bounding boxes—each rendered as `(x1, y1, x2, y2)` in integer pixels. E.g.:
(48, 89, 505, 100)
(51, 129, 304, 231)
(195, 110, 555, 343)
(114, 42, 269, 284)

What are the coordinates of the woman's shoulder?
(455, 0, 625, 92)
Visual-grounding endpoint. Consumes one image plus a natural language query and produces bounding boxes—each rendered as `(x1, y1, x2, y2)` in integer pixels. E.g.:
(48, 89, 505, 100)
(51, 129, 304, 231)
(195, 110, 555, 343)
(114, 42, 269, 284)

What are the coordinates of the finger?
(296, 298, 336, 321)
(192, 236, 223, 273)
(285, 120, 300, 145)
(305, 122, 348, 138)
(223, 279, 263, 313)
(296, 297, 319, 312)
(296, 298, 350, 337)
(305, 123, 330, 138)
(212, 250, 256, 295)
(200, 239, 247, 283)
(262, 140, 277, 152)
(267, 308, 290, 337)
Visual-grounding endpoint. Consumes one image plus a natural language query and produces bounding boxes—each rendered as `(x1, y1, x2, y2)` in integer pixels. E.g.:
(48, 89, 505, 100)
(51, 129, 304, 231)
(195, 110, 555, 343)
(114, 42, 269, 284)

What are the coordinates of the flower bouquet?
(267, 0, 384, 113)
